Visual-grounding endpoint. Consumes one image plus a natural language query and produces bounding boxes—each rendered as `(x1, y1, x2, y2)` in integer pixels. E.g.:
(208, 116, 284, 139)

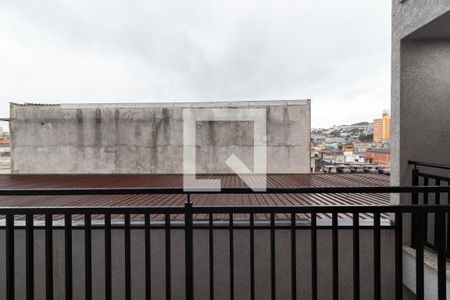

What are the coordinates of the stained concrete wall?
(0, 227, 395, 300)
(10, 100, 311, 174)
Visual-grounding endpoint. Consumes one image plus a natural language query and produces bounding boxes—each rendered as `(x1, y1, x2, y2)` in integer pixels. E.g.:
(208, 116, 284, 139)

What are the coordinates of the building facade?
(319, 150, 345, 164)
(10, 100, 311, 174)
(365, 148, 390, 166)
(373, 113, 391, 143)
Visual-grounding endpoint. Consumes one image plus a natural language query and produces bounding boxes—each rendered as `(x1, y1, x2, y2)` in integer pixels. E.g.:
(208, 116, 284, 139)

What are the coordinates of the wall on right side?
(391, 1, 450, 199)
(391, 2, 450, 297)
(400, 39, 450, 180)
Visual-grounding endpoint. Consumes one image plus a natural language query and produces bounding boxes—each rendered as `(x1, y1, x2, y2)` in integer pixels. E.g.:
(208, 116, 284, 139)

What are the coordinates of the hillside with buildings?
(311, 112, 391, 174)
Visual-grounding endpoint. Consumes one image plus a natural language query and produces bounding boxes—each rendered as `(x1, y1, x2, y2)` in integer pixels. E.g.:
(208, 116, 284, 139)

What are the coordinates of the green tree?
(358, 133, 373, 142)
(329, 130, 341, 137)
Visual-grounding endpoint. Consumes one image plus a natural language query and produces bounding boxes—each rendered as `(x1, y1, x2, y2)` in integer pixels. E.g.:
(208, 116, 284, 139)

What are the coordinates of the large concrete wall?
(0, 226, 395, 300)
(10, 100, 311, 174)
(391, 1, 450, 195)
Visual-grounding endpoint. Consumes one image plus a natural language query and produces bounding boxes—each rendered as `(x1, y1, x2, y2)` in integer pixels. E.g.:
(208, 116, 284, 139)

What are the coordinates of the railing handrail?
(0, 185, 448, 196)
(0, 185, 447, 299)
(0, 204, 448, 215)
(408, 160, 450, 171)
(412, 172, 450, 182)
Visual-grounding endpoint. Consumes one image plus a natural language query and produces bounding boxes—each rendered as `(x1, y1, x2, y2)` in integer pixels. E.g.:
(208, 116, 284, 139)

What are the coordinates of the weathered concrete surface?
(10, 100, 311, 174)
(0, 226, 395, 300)
(402, 246, 450, 299)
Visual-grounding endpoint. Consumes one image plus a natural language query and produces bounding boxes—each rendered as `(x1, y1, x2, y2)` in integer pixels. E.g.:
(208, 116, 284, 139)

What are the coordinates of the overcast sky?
(0, 0, 391, 129)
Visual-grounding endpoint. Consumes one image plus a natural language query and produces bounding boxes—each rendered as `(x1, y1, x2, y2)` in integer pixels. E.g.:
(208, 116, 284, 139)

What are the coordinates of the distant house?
(344, 152, 365, 164)
(353, 142, 372, 153)
(320, 150, 345, 164)
(365, 148, 390, 166)
(0, 138, 10, 156)
(324, 137, 347, 144)
(311, 134, 326, 143)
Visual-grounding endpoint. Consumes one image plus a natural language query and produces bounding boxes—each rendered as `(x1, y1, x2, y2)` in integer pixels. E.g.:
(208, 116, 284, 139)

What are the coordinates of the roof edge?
(10, 102, 60, 107)
(53, 99, 311, 109)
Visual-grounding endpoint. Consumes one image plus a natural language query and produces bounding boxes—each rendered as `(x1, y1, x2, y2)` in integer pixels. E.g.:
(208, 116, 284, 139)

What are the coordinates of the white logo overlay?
(183, 108, 267, 192)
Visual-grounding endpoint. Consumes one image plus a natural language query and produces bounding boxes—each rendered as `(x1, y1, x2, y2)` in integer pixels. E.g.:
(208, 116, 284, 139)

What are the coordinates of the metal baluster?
(85, 214, 92, 300)
(436, 211, 446, 300)
(26, 214, 34, 300)
(145, 214, 151, 300)
(124, 214, 131, 300)
(291, 213, 297, 300)
(395, 212, 403, 300)
(270, 213, 276, 300)
(353, 212, 360, 300)
(105, 214, 112, 300)
(332, 213, 339, 300)
(6, 214, 14, 300)
(165, 213, 171, 300)
(45, 214, 54, 300)
(250, 213, 255, 300)
(373, 212, 381, 300)
(229, 213, 234, 300)
(209, 213, 214, 300)
(185, 199, 194, 300)
(65, 214, 73, 300)
(311, 212, 317, 300)
(416, 211, 425, 300)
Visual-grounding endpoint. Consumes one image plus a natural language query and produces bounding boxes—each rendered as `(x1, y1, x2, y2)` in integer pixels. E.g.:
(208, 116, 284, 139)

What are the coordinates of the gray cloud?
(0, 0, 391, 128)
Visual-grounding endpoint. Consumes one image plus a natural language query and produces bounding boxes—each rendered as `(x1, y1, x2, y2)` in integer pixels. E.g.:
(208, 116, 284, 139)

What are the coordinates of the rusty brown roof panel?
(0, 173, 390, 189)
(0, 174, 390, 221)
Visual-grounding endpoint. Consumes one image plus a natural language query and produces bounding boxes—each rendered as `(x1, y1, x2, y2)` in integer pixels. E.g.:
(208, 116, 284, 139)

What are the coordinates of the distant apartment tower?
(373, 112, 391, 143)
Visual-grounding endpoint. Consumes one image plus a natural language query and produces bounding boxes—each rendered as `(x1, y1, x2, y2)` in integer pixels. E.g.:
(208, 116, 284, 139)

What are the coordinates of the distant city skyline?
(313, 109, 390, 130)
(0, 108, 389, 132)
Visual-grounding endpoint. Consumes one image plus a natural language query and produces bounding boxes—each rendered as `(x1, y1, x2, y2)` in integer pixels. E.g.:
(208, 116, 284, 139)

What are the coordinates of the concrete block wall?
(10, 100, 311, 174)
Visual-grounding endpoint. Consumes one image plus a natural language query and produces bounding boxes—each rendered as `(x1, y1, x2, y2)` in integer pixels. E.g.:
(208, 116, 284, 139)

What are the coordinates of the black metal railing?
(409, 160, 450, 257)
(0, 186, 449, 300)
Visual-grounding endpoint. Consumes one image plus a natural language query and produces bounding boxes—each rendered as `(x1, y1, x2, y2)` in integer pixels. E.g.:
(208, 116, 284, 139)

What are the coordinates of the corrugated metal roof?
(0, 174, 390, 222)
